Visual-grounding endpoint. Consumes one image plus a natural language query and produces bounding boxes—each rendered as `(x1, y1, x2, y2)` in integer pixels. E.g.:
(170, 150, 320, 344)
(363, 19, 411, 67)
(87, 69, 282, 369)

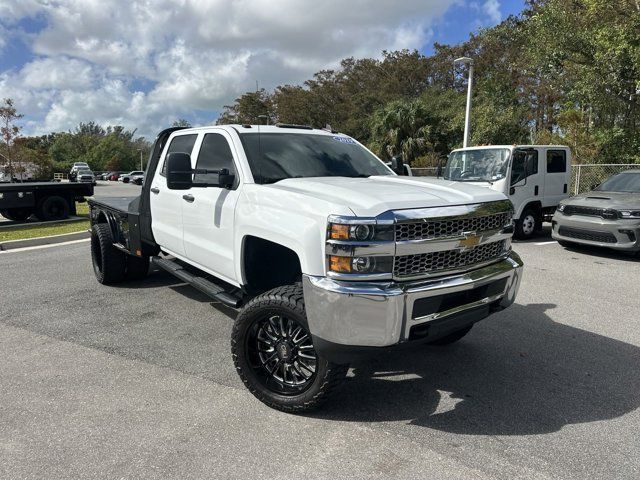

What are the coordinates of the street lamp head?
(454, 56, 474, 65)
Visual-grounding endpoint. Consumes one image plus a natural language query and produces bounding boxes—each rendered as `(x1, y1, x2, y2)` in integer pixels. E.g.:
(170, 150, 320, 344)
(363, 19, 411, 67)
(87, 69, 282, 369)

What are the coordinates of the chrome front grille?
(395, 211, 512, 241)
(394, 240, 508, 278)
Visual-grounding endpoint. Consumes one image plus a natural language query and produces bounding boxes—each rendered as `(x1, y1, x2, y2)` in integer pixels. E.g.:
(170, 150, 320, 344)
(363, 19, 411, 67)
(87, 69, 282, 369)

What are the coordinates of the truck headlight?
(557, 203, 566, 212)
(328, 221, 393, 241)
(618, 210, 640, 219)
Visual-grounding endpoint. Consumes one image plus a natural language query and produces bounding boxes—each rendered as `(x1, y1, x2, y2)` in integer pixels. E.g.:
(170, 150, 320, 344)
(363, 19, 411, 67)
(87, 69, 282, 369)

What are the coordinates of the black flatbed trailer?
(0, 181, 94, 222)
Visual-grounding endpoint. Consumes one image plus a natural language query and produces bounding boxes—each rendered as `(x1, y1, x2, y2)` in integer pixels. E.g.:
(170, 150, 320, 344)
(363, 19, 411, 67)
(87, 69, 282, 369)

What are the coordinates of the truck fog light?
(351, 224, 372, 241)
(352, 256, 373, 272)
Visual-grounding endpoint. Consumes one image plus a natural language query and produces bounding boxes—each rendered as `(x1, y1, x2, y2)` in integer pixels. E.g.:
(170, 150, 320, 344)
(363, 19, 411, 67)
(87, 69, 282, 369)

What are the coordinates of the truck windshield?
(238, 133, 391, 184)
(443, 148, 511, 182)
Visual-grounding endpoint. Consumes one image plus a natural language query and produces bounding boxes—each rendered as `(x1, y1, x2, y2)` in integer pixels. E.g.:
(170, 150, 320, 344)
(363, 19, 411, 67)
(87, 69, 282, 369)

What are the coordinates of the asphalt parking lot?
(1, 197, 638, 478)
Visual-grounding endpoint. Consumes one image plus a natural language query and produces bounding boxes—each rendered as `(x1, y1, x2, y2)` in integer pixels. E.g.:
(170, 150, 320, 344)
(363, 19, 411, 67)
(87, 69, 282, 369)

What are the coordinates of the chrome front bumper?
(302, 251, 523, 351)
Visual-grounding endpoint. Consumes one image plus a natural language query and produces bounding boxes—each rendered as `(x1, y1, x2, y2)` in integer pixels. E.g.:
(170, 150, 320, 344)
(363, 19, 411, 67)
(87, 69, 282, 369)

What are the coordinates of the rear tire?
(91, 223, 126, 284)
(515, 208, 538, 239)
(1, 208, 33, 221)
(231, 283, 348, 413)
(36, 195, 70, 221)
(427, 325, 473, 345)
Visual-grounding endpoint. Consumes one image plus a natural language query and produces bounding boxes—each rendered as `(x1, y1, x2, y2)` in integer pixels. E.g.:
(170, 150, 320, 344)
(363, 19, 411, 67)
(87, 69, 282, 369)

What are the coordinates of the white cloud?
(21, 57, 95, 90)
(0, 0, 459, 136)
(482, 0, 501, 24)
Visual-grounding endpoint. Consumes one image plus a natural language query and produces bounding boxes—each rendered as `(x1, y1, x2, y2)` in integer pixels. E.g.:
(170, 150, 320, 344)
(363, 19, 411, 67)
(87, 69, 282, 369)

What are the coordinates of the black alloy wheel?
(248, 314, 318, 394)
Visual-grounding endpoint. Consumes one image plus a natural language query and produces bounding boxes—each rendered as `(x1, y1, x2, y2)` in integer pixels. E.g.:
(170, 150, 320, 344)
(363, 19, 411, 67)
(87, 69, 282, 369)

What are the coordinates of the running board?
(151, 256, 242, 308)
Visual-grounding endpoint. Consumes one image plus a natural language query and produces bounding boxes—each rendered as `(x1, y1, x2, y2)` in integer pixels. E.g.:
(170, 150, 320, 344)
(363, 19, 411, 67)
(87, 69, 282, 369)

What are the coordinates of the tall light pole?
(137, 148, 143, 170)
(454, 56, 474, 148)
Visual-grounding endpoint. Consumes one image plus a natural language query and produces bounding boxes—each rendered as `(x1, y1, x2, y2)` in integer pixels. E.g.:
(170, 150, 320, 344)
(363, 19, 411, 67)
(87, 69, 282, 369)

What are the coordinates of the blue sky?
(0, 0, 526, 137)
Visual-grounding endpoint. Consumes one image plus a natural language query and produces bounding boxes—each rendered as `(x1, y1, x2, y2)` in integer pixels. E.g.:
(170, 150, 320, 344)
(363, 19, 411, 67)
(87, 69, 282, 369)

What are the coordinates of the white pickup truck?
(88, 124, 523, 412)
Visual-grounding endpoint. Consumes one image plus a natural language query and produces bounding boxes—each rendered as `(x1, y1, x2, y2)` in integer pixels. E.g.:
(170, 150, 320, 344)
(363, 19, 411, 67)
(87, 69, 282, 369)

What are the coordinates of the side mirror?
(390, 155, 405, 175)
(591, 183, 600, 191)
(166, 152, 193, 190)
(217, 169, 235, 189)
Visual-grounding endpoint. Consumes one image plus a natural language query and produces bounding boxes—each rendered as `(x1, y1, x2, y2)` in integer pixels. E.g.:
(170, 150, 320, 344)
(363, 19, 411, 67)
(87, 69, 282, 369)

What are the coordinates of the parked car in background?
(106, 172, 119, 181)
(120, 171, 144, 183)
(77, 169, 96, 185)
(130, 172, 145, 185)
(443, 145, 572, 239)
(69, 162, 90, 182)
(552, 170, 640, 253)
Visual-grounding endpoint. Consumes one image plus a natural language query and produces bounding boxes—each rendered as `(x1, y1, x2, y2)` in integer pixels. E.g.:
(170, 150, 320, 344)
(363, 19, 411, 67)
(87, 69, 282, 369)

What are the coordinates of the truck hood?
(269, 176, 508, 217)
(564, 191, 640, 210)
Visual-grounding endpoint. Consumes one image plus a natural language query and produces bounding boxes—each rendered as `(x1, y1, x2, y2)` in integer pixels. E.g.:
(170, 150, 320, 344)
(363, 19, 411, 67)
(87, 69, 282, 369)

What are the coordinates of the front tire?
(91, 223, 126, 284)
(515, 208, 538, 239)
(231, 284, 348, 413)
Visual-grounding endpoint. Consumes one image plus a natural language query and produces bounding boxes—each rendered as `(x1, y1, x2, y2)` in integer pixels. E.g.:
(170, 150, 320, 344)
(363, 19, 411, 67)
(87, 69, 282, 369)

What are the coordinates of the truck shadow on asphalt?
(313, 302, 640, 436)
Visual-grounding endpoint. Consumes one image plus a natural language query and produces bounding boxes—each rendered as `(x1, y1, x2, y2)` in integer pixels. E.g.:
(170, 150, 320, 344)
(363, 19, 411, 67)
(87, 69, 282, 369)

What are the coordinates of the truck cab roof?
(174, 124, 342, 137)
(451, 144, 570, 152)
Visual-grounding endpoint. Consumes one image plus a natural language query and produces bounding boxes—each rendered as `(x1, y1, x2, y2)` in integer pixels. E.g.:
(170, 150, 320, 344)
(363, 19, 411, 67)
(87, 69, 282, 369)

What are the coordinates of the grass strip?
(0, 202, 90, 242)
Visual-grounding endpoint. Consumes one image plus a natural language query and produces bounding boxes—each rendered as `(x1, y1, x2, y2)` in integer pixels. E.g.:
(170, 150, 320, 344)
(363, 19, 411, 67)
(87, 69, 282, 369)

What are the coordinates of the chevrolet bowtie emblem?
(458, 232, 481, 250)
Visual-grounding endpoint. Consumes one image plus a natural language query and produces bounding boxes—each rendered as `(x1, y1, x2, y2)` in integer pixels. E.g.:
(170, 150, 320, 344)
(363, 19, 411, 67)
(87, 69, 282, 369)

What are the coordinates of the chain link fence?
(570, 164, 638, 195)
(412, 164, 639, 196)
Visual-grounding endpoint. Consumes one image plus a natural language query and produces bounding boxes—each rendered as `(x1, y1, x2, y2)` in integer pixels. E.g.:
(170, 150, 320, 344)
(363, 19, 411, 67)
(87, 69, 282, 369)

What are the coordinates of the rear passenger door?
(182, 130, 241, 285)
(543, 148, 569, 206)
(149, 133, 198, 256)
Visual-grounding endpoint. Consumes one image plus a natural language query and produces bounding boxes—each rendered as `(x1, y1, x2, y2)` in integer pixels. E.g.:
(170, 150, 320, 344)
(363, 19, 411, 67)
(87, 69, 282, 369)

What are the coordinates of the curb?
(0, 230, 91, 251)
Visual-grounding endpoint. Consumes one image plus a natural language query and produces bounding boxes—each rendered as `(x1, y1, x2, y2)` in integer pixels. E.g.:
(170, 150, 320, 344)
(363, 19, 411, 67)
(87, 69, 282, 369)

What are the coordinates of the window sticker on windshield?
(333, 136, 356, 144)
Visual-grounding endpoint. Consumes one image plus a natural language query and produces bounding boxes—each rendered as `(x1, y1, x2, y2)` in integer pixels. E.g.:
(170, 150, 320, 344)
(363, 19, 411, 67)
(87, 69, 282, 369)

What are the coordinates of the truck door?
(543, 148, 570, 206)
(149, 133, 198, 256)
(182, 131, 241, 285)
(509, 148, 541, 217)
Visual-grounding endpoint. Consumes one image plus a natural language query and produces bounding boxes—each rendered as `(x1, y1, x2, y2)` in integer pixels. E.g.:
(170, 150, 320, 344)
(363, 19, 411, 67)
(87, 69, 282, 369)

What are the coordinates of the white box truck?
(442, 145, 572, 238)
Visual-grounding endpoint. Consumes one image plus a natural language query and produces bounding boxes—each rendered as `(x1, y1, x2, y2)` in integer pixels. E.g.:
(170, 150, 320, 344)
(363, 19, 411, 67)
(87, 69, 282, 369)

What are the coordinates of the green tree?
(172, 118, 192, 127)
(0, 98, 24, 176)
(217, 89, 275, 125)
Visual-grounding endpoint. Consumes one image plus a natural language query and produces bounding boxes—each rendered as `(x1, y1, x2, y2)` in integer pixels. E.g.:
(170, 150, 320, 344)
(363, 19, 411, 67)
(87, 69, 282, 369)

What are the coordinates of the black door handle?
(182, 194, 195, 203)
(150, 187, 160, 194)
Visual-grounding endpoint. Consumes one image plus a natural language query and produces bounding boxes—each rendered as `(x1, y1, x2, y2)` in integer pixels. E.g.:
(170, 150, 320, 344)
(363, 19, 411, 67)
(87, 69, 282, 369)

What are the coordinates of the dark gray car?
(552, 169, 640, 252)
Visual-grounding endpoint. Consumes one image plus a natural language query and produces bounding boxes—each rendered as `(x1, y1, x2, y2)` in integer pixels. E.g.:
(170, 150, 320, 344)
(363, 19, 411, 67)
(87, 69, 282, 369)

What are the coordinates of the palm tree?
(369, 99, 432, 164)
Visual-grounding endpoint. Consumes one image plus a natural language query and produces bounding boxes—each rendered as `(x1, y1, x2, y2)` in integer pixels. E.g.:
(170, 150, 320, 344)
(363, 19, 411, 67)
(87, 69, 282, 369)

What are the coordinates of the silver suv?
(552, 170, 640, 253)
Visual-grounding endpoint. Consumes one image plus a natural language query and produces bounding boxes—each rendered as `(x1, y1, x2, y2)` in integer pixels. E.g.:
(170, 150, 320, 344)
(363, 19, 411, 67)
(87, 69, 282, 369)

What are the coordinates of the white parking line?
(534, 240, 557, 246)
(0, 238, 90, 254)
